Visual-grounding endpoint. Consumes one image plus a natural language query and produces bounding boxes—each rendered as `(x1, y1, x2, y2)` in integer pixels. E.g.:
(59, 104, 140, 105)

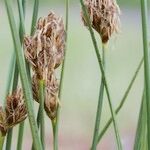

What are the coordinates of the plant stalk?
(134, 91, 147, 150)
(4, 0, 43, 149)
(91, 44, 105, 149)
(140, 0, 150, 148)
(80, 1, 122, 149)
(38, 80, 45, 149)
(31, 0, 39, 35)
(97, 58, 143, 143)
(53, 0, 69, 150)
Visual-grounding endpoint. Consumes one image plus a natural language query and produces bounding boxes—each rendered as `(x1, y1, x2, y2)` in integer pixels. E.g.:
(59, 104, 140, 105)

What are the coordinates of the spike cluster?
(81, 0, 120, 43)
(24, 12, 66, 120)
(0, 89, 27, 136)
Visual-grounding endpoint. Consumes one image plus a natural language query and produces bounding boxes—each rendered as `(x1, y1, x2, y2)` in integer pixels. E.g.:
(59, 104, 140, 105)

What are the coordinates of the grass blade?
(97, 58, 143, 142)
(80, 1, 122, 149)
(4, 0, 42, 149)
(91, 45, 105, 149)
(140, 0, 150, 148)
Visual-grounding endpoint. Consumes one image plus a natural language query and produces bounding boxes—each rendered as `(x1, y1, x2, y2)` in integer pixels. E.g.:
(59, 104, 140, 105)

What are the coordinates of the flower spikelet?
(82, 0, 120, 43)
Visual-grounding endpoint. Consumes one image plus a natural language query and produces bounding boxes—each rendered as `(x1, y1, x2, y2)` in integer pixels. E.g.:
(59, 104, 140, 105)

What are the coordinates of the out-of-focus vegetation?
(41, 0, 139, 7)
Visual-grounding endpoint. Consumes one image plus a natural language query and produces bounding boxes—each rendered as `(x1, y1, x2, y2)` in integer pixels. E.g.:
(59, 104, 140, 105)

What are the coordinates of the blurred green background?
(0, 0, 145, 150)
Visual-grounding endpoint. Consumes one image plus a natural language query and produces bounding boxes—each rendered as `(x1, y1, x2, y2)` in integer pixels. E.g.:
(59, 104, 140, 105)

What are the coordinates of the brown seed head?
(5, 89, 27, 128)
(44, 72, 59, 120)
(81, 0, 120, 43)
(24, 12, 66, 80)
(0, 107, 7, 136)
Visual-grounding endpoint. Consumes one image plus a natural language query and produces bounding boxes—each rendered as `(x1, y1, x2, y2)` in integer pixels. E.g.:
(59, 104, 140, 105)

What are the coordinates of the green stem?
(0, 135, 5, 150)
(38, 80, 45, 149)
(140, 0, 150, 148)
(97, 58, 143, 143)
(91, 44, 105, 149)
(4, 0, 42, 149)
(31, 105, 42, 150)
(80, 1, 122, 149)
(17, 122, 25, 150)
(52, 119, 57, 150)
(134, 91, 147, 150)
(54, 0, 69, 150)
(3, 53, 16, 107)
(31, 0, 39, 35)
(6, 61, 19, 150)
(16, 0, 27, 149)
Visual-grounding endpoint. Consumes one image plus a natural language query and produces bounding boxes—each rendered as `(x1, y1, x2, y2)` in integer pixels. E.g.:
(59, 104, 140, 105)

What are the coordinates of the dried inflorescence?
(24, 12, 66, 120)
(81, 0, 120, 43)
(0, 107, 7, 136)
(32, 72, 59, 120)
(44, 72, 59, 120)
(24, 12, 66, 81)
(0, 89, 27, 136)
(6, 89, 27, 128)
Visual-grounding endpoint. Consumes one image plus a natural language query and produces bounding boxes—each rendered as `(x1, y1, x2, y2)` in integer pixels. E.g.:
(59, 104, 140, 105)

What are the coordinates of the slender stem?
(16, 0, 27, 149)
(3, 53, 16, 107)
(53, 0, 69, 150)
(0, 134, 5, 150)
(17, 122, 25, 150)
(37, 107, 41, 128)
(6, 61, 19, 150)
(97, 58, 143, 143)
(134, 91, 147, 150)
(52, 119, 57, 150)
(38, 80, 45, 149)
(4, 1, 42, 149)
(140, 0, 150, 148)
(31, 106, 41, 150)
(31, 0, 39, 35)
(91, 44, 105, 149)
(17, 0, 25, 41)
(0, 53, 16, 149)
(80, 1, 122, 149)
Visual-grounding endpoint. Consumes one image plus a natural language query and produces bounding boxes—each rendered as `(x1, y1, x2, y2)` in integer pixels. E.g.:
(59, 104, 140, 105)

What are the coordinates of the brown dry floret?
(81, 0, 120, 43)
(24, 12, 65, 120)
(0, 107, 7, 136)
(5, 89, 27, 128)
(32, 72, 59, 120)
(24, 12, 66, 81)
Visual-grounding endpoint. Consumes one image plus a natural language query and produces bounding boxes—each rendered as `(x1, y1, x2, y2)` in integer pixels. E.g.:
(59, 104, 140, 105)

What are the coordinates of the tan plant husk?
(5, 89, 27, 128)
(24, 12, 65, 120)
(0, 89, 27, 136)
(81, 0, 120, 43)
(0, 107, 7, 136)
(24, 12, 66, 81)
